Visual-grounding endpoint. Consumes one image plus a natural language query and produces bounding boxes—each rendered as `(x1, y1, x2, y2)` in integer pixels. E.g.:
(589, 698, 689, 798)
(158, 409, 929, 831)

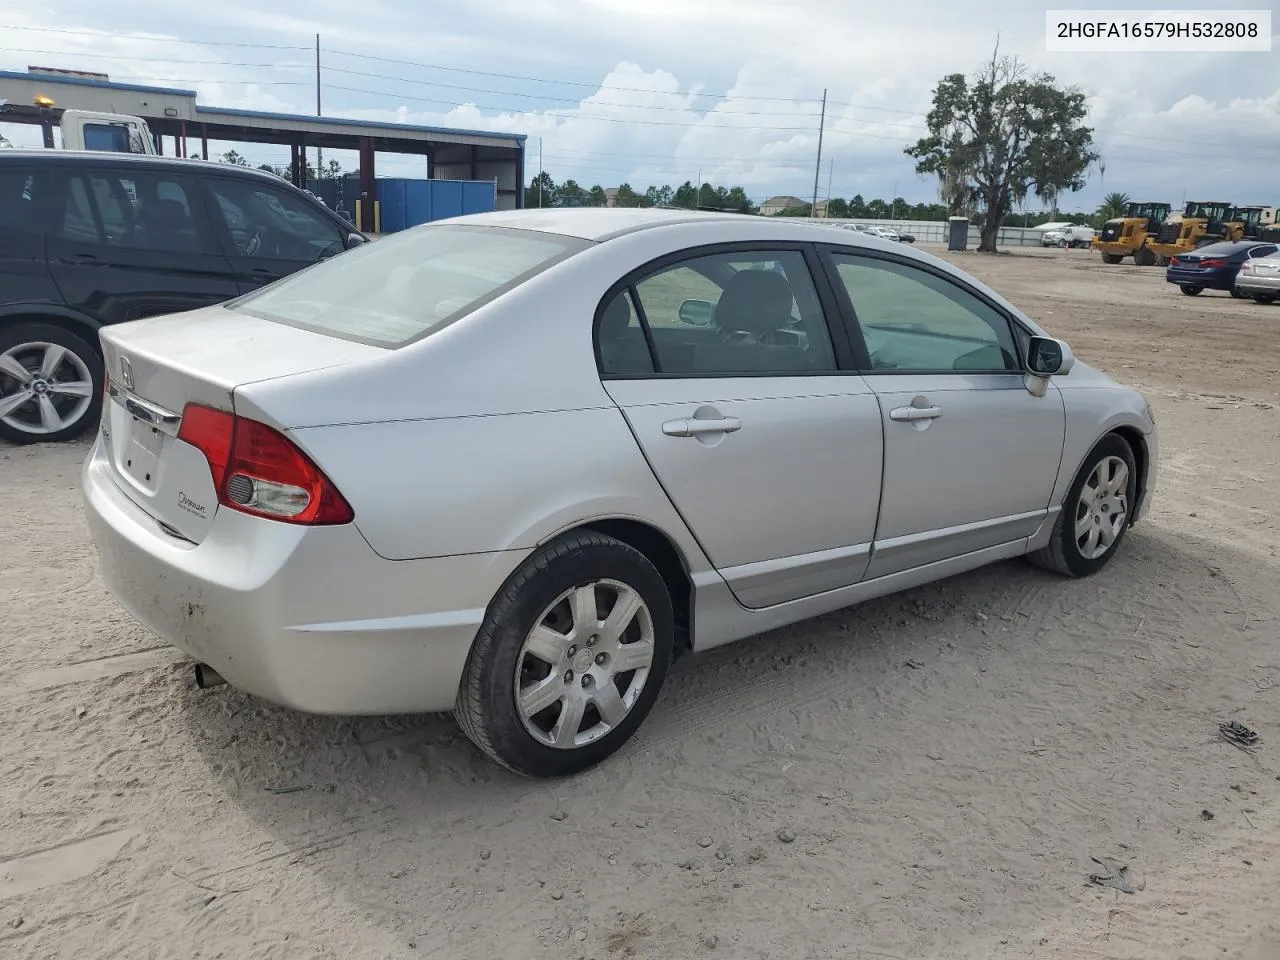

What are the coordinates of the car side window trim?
(816, 244, 1029, 375)
(593, 241, 861, 380)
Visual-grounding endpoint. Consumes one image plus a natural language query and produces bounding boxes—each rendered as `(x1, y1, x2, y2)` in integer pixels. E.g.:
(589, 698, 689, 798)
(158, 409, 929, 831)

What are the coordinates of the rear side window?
(58, 170, 215, 254)
(0, 168, 48, 238)
(235, 224, 587, 347)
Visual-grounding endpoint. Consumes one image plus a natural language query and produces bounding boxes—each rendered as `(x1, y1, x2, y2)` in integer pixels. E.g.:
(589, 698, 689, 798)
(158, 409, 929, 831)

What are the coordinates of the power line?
(0, 23, 309, 50)
(0, 45, 310, 69)
(323, 46, 824, 104)
(322, 65, 824, 116)
(321, 83, 824, 130)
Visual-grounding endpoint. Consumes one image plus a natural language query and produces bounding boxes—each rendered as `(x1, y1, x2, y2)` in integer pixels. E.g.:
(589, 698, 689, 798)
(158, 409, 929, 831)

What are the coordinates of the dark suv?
(0, 151, 366, 444)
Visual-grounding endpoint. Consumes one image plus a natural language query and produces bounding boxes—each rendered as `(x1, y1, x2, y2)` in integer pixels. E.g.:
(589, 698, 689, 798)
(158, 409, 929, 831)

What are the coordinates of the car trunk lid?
(98, 304, 384, 543)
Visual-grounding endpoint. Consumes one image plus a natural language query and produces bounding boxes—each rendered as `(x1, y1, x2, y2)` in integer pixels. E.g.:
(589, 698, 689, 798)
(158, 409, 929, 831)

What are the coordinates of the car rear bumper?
(82, 437, 528, 715)
(1165, 269, 1232, 289)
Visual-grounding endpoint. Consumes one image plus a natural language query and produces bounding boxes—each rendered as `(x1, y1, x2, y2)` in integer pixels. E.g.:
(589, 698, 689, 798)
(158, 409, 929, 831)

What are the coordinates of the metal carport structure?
(0, 69, 526, 232)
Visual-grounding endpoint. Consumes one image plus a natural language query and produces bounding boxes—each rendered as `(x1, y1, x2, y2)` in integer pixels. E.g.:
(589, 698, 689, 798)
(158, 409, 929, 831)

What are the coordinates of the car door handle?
(661, 417, 743, 437)
(889, 405, 943, 422)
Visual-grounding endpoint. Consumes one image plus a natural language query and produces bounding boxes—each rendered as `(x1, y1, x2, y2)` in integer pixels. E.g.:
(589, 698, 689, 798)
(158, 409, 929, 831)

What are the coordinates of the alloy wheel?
(0, 342, 95, 436)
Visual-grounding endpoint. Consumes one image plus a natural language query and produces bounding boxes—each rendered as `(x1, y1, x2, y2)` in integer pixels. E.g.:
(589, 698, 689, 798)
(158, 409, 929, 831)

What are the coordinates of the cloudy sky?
(1, 0, 1276, 212)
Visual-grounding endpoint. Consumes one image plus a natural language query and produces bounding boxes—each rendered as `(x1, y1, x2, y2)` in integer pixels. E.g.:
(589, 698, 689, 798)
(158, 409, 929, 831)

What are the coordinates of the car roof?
(0, 149, 287, 184)
(1190, 240, 1270, 256)
(449, 207, 751, 241)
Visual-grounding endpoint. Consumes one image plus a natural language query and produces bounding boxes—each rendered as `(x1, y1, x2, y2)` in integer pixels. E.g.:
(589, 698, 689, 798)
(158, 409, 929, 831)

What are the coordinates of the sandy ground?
(2, 244, 1280, 960)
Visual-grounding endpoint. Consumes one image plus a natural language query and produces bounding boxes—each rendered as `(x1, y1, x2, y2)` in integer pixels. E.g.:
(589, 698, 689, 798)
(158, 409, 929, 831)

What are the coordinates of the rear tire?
(1101, 253, 1123, 264)
(0, 323, 103, 445)
(1180, 286, 1202, 296)
(455, 531, 674, 778)
(1255, 294, 1277, 305)
(1133, 245, 1156, 267)
(1029, 434, 1138, 579)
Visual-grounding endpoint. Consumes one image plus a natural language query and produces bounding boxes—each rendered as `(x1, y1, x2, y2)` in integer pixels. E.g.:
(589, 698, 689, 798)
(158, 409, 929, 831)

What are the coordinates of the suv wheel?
(0, 324, 103, 445)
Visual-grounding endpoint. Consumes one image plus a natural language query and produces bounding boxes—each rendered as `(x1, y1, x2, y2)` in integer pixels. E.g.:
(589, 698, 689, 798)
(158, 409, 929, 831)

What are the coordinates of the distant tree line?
(528, 172, 757, 214)
(218, 150, 346, 183)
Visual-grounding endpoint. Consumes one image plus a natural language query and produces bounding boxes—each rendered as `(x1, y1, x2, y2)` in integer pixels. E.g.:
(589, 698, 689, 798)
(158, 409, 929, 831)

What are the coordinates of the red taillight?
(1170, 257, 1181, 266)
(1200, 258, 1227, 268)
(177, 404, 353, 525)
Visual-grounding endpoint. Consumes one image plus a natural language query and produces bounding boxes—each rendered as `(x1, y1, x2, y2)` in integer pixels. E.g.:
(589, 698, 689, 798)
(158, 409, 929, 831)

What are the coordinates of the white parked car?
(83, 209, 1158, 777)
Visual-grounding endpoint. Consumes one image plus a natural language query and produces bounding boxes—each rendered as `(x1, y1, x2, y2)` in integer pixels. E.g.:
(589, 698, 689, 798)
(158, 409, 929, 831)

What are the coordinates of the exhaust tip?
(194, 663, 226, 689)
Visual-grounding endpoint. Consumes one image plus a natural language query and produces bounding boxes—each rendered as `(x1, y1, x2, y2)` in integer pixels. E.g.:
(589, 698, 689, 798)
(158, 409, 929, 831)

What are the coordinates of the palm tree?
(1099, 191, 1131, 220)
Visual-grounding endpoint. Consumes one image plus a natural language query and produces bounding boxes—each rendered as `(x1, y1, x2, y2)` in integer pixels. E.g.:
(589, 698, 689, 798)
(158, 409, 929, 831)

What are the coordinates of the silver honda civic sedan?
(82, 209, 1158, 777)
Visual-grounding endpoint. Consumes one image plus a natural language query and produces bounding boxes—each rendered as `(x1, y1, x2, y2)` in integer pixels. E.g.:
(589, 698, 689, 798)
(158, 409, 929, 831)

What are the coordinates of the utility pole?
(825, 157, 834, 218)
(537, 137, 543, 207)
(810, 88, 827, 218)
(315, 34, 322, 186)
(891, 180, 898, 221)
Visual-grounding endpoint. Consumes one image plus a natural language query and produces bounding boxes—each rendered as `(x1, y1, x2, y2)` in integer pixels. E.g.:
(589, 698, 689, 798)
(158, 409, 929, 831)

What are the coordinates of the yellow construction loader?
(1229, 205, 1268, 240)
(1093, 201, 1170, 265)
(1148, 201, 1238, 261)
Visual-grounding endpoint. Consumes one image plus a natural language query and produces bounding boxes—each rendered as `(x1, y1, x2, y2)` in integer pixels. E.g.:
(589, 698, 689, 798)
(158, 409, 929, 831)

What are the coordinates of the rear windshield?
(234, 224, 588, 347)
(1188, 242, 1248, 257)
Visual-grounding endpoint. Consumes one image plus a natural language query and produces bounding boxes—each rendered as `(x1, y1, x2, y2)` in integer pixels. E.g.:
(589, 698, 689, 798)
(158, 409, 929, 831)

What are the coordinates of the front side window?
(831, 254, 1019, 372)
(207, 179, 345, 262)
(235, 224, 584, 347)
(621, 250, 836, 376)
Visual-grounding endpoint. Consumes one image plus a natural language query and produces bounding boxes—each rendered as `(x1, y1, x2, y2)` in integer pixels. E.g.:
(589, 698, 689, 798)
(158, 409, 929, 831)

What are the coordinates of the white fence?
(777, 217, 1055, 249)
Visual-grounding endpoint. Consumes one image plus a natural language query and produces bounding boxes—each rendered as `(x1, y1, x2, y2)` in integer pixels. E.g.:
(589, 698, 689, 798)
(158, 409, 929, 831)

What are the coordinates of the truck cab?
(59, 110, 156, 155)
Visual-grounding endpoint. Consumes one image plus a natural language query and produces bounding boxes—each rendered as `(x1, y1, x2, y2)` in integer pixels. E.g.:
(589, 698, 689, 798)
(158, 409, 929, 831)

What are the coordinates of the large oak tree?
(906, 47, 1097, 252)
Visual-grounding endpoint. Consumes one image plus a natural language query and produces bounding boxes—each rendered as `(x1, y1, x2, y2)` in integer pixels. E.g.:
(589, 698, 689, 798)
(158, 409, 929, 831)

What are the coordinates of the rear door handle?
(62, 253, 102, 265)
(889, 405, 943, 422)
(661, 416, 743, 437)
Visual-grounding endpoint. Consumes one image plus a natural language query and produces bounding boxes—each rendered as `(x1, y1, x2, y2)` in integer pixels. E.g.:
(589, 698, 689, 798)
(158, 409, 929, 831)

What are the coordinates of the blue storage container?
(375, 177, 496, 233)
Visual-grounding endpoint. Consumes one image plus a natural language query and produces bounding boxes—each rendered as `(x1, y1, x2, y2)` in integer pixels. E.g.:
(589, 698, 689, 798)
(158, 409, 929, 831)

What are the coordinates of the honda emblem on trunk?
(119, 356, 134, 391)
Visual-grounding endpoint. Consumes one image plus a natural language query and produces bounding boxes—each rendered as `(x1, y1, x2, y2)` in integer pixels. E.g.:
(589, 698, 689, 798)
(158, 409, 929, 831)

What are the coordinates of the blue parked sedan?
(1166, 240, 1280, 297)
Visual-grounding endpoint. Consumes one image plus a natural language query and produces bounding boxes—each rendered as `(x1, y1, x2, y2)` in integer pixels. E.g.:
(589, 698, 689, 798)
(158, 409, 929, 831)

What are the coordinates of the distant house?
(604, 187, 619, 208)
(760, 195, 809, 217)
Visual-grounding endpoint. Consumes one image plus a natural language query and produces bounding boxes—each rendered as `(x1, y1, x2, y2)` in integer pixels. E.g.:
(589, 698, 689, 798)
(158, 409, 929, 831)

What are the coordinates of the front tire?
(1101, 253, 1124, 264)
(455, 531, 675, 777)
(1029, 434, 1138, 578)
(1180, 286, 1202, 296)
(1255, 293, 1277, 305)
(0, 323, 103, 445)
(1229, 286, 1246, 300)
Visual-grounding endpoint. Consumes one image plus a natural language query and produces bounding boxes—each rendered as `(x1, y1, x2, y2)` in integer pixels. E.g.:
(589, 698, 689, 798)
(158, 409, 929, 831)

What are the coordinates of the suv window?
(618, 250, 836, 376)
(831, 254, 1019, 372)
(0, 168, 48, 238)
(58, 170, 214, 254)
(207, 178, 345, 262)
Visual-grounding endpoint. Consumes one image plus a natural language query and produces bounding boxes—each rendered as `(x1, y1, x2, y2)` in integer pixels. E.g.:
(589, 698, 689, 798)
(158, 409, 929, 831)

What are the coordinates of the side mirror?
(345, 232, 367, 249)
(678, 298, 715, 327)
(1025, 335, 1074, 396)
